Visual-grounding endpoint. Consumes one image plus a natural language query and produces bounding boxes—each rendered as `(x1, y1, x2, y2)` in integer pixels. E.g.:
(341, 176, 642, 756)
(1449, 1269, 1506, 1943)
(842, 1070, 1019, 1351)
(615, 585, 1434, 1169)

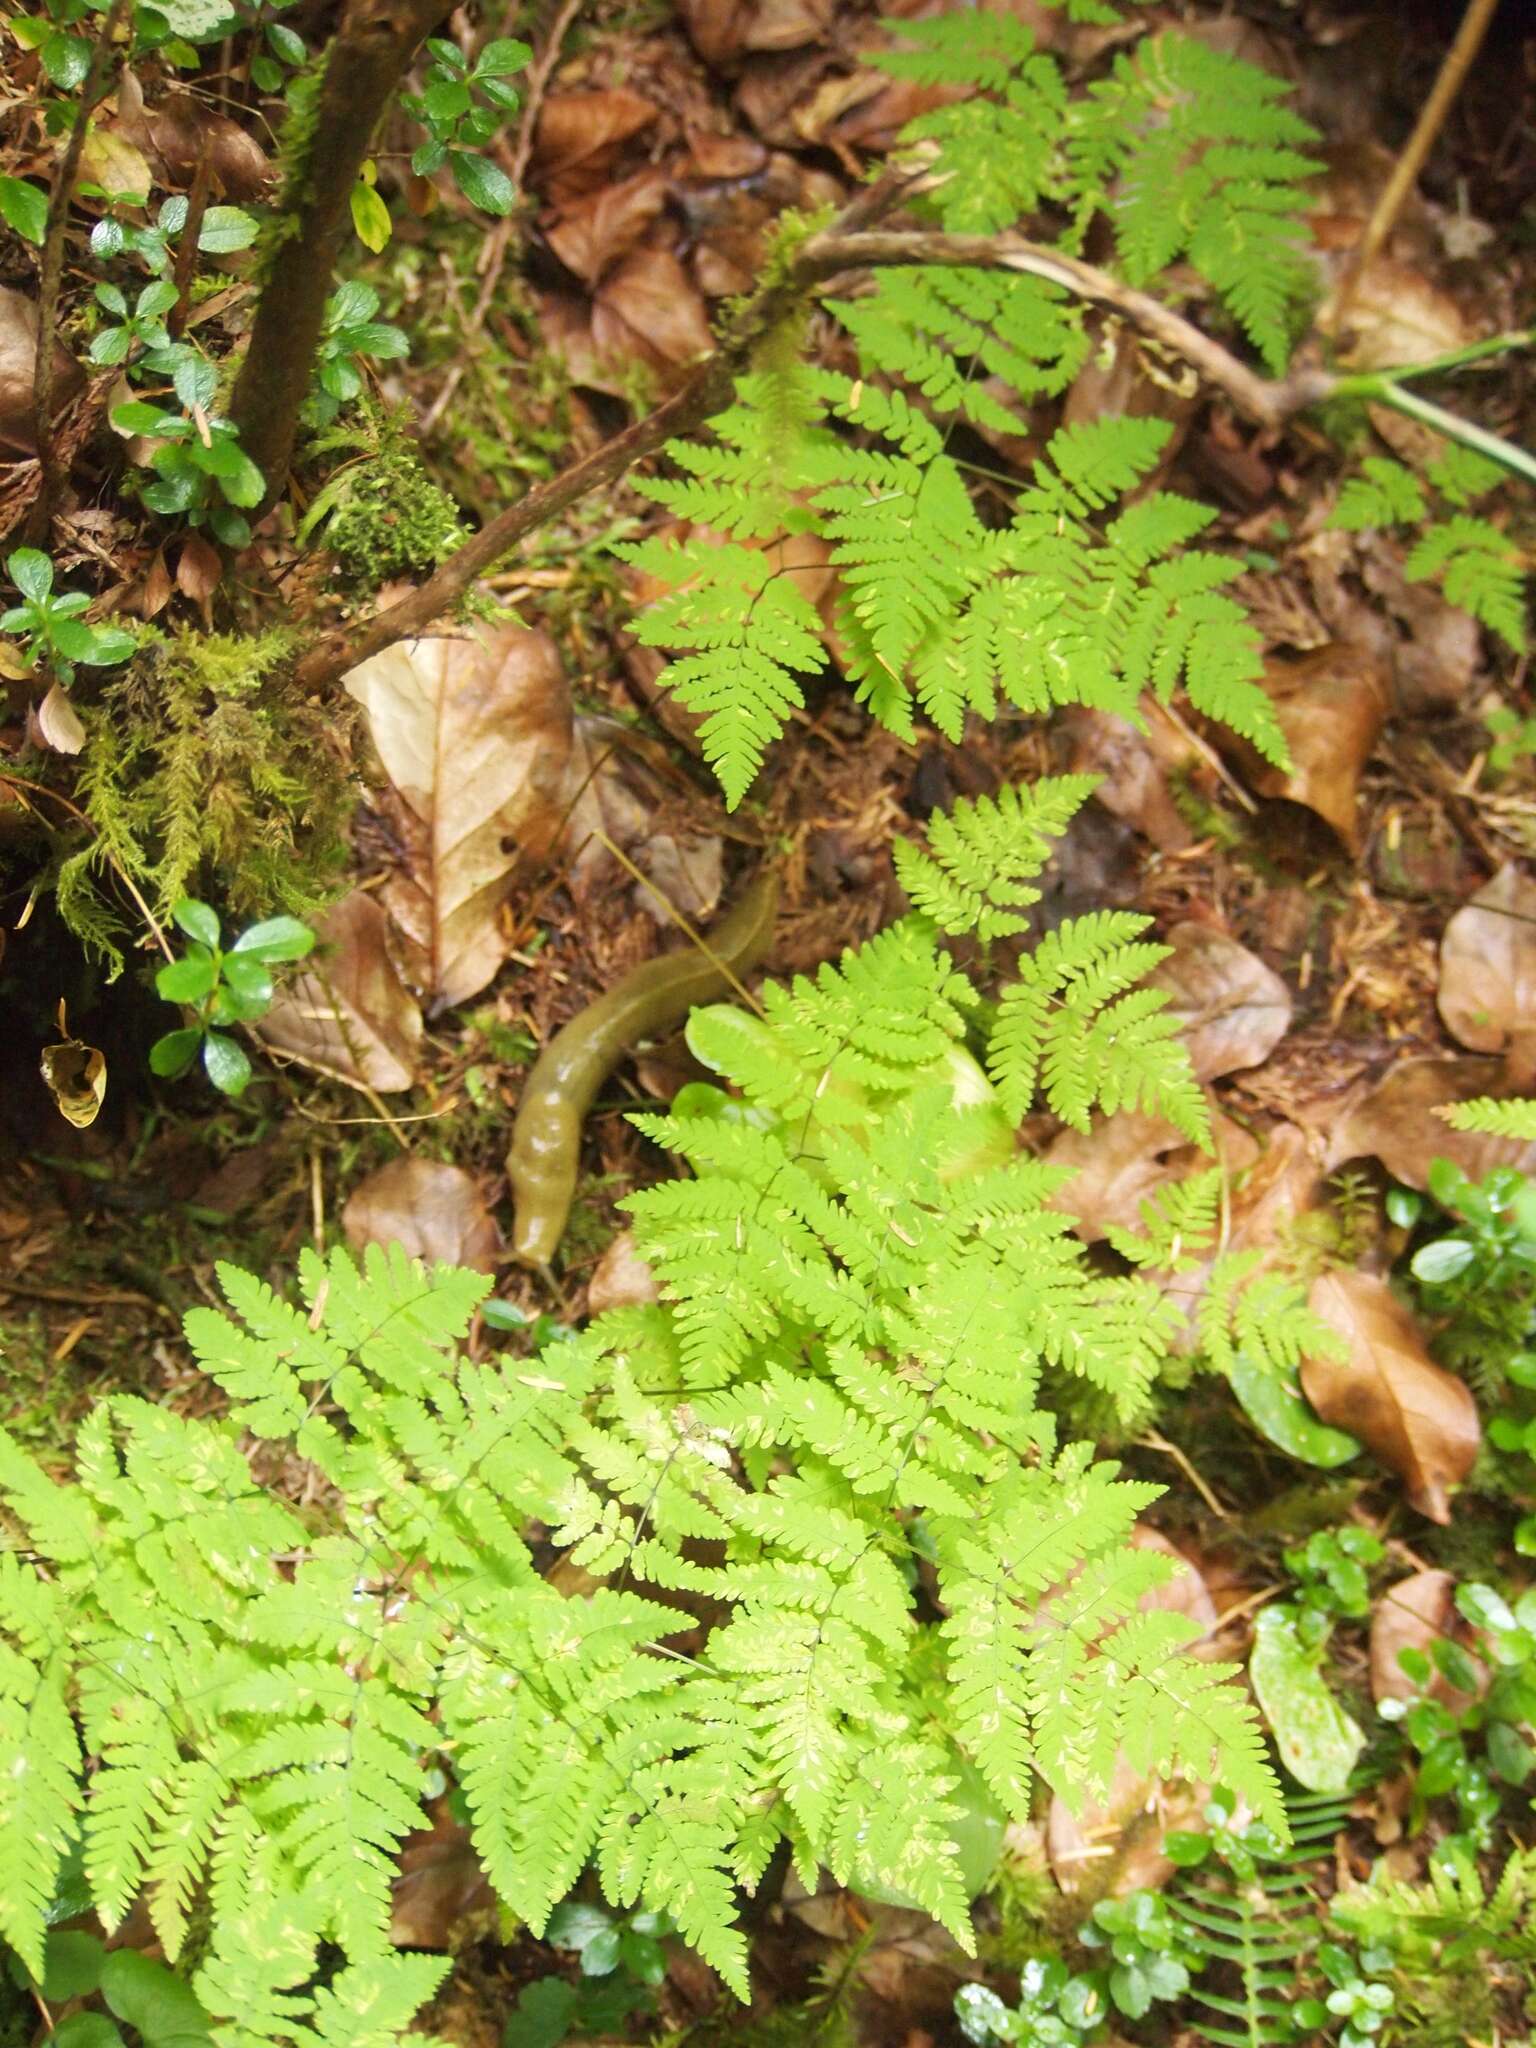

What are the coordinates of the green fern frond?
(1070, 32, 1319, 370)
(893, 774, 1098, 938)
(1438, 1095, 1536, 1139)
(1332, 457, 1428, 531)
(1406, 515, 1528, 650)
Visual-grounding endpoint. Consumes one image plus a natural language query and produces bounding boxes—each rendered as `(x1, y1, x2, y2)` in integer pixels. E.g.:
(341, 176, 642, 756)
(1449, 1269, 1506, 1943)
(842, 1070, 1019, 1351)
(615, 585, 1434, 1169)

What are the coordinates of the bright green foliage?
(1440, 1095, 1536, 1139)
(150, 896, 315, 1097)
(1331, 453, 1528, 650)
(0, 787, 1281, 2043)
(892, 774, 1099, 940)
(1066, 34, 1318, 371)
(627, 10, 1308, 807)
(1164, 1788, 1356, 2048)
(1331, 1842, 1536, 1968)
(876, 18, 1318, 371)
(631, 390, 1282, 807)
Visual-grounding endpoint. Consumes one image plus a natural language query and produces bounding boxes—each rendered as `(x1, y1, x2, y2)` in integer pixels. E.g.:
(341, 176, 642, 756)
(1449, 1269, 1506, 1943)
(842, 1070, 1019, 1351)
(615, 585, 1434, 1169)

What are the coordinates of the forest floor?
(3, 0, 1536, 2043)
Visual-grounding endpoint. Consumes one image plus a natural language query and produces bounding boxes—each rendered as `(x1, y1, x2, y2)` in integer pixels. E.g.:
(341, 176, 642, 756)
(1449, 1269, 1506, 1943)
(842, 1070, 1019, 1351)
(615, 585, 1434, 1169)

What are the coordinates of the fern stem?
(1354, 380, 1536, 491)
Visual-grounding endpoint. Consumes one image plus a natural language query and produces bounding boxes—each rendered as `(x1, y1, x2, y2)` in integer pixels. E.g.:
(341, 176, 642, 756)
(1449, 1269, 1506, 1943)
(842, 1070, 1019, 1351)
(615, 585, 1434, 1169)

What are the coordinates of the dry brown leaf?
(176, 533, 222, 605)
(1325, 1055, 1536, 1187)
(390, 1815, 496, 1950)
(1437, 865, 1536, 1078)
(118, 76, 271, 198)
(0, 285, 84, 458)
(592, 246, 715, 376)
(1301, 1271, 1480, 1522)
(679, 0, 833, 63)
(34, 683, 85, 756)
(344, 629, 573, 1006)
(342, 1157, 501, 1274)
(256, 891, 423, 1093)
(1150, 923, 1292, 1080)
(587, 1228, 659, 1314)
(545, 168, 670, 286)
(1046, 1756, 1209, 1900)
(77, 121, 153, 201)
(1370, 1568, 1482, 1715)
(531, 90, 659, 189)
(1245, 646, 1390, 849)
(1321, 256, 1470, 372)
(1062, 707, 1195, 852)
(1355, 533, 1480, 715)
(1046, 1108, 1260, 1243)
(40, 1007, 106, 1129)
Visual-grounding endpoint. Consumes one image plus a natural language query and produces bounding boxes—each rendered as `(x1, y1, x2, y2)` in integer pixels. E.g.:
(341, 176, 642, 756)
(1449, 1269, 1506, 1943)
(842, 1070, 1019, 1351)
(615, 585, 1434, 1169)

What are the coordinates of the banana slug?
(507, 872, 779, 1267)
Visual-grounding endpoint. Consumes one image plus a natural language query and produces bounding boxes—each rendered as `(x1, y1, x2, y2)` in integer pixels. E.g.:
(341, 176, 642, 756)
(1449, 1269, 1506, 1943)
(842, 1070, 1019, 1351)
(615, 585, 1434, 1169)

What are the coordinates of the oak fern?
(0, 781, 1283, 2045)
(625, 8, 1314, 806)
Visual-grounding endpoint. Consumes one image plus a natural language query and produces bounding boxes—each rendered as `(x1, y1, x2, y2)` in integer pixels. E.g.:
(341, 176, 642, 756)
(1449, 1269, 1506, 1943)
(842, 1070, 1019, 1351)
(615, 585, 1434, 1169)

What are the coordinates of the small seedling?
(151, 897, 314, 1096)
(3, 548, 136, 681)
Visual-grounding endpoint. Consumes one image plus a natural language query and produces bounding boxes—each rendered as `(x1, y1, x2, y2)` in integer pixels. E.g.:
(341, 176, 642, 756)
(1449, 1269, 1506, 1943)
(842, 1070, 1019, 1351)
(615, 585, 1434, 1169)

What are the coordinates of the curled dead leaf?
(344, 629, 573, 1007)
(41, 1003, 106, 1128)
(1437, 865, 1536, 1078)
(1150, 923, 1292, 1080)
(34, 683, 86, 756)
(256, 891, 423, 1093)
(1245, 646, 1390, 849)
(342, 1157, 501, 1274)
(1301, 1270, 1480, 1522)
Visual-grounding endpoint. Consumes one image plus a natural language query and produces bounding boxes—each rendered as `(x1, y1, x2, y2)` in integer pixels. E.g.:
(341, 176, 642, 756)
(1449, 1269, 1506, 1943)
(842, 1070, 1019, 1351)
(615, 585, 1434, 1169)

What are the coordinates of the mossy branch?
(228, 0, 454, 515)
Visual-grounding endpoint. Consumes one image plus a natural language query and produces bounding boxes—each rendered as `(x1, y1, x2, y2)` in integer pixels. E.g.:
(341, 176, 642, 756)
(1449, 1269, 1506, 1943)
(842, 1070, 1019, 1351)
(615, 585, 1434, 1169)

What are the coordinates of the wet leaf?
(1437, 865, 1536, 1076)
(1227, 1349, 1360, 1468)
(344, 629, 573, 1005)
(1149, 922, 1292, 1080)
(1244, 646, 1390, 850)
(1300, 1271, 1480, 1522)
(256, 891, 423, 1093)
(1249, 1605, 1365, 1793)
(1370, 1568, 1483, 1715)
(342, 1157, 501, 1274)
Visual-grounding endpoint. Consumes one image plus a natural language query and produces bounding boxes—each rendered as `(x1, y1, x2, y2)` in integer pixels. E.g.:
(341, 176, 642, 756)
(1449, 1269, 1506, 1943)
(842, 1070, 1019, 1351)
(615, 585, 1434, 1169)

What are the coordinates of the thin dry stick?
(419, 0, 584, 436)
(1336, 0, 1503, 321)
(30, 0, 133, 533)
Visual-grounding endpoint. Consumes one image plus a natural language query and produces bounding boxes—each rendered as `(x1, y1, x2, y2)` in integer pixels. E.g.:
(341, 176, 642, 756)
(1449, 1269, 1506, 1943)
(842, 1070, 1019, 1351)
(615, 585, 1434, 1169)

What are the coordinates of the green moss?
(50, 626, 354, 972)
(301, 401, 469, 587)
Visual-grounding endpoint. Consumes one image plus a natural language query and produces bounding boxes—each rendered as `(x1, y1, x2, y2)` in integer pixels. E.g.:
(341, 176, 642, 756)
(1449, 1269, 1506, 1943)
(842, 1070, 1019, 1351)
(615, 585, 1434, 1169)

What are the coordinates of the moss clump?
(51, 626, 354, 971)
(301, 401, 469, 588)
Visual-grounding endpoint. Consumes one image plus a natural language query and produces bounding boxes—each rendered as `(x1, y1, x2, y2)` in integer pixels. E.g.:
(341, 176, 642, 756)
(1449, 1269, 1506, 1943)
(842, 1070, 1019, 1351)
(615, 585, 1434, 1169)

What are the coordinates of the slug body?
(507, 873, 779, 1267)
